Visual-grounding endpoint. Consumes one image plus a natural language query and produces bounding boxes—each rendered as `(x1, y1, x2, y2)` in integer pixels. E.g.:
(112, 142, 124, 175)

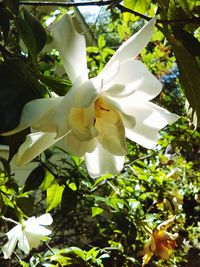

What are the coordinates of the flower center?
(94, 97, 110, 118)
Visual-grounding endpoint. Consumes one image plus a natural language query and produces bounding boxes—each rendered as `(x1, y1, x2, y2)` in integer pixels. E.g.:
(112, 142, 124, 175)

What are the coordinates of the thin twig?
(17, 0, 113, 7)
(1, 216, 18, 225)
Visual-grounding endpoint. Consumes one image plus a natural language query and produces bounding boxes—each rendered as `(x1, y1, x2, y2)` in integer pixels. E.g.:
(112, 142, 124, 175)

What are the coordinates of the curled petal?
(50, 13, 88, 82)
(2, 225, 21, 259)
(157, 216, 176, 230)
(2, 97, 63, 136)
(103, 60, 162, 100)
(14, 132, 61, 166)
(84, 143, 125, 178)
(106, 97, 178, 149)
(35, 213, 53, 226)
(102, 17, 156, 72)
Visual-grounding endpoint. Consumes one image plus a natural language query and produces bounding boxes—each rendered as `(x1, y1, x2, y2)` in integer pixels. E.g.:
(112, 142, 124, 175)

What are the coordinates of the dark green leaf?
(15, 8, 46, 59)
(113, 212, 130, 233)
(172, 26, 200, 56)
(0, 59, 46, 133)
(176, 0, 193, 17)
(168, 0, 189, 20)
(17, 196, 35, 216)
(0, 6, 11, 43)
(168, 35, 200, 126)
(2, 129, 30, 162)
(23, 165, 46, 192)
(40, 75, 71, 96)
(0, 156, 11, 176)
(3, 0, 19, 15)
(61, 186, 78, 213)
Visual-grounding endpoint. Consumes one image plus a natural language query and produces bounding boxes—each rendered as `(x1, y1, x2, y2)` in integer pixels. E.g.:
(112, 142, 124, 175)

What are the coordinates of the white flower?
(2, 214, 53, 259)
(2, 14, 179, 177)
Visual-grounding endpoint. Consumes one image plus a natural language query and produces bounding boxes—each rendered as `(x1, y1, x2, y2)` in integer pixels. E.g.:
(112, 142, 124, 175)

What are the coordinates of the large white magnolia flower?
(3, 14, 178, 177)
(2, 214, 53, 259)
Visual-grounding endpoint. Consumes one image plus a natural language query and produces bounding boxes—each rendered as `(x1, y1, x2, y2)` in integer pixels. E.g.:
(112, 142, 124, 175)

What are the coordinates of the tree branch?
(1, 1, 199, 25)
(17, 0, 113, 7)
(117, 4, 200, 25)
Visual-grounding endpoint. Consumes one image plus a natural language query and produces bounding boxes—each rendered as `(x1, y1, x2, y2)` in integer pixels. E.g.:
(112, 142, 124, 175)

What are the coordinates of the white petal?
(2, 97, 63, 136)
(102, 18, 156, 72)
(50, 14, 88, 82)
(26, 217, 52, 236)
(2, 226, 21, 259)
(35, 214, 53, 226)
(24, 217, 52, 249)
(84, 143, 125, 178)
(123, 102, 179, 149)
(103, 60, 162, 100)
(72, 78, 99, 108)
(63, 131, 97, 157)
(92, 60, 120, 92)
(18, 229, 30, 255)
(14, 132, 61, 166)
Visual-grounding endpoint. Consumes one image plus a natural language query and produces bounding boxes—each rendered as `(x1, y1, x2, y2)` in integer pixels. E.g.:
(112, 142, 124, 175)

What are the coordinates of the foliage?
(0, 0, 199, 266)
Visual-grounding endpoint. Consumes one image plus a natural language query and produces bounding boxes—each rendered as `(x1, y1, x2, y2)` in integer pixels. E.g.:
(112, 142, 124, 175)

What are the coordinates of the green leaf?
(3, 129, 30, 162)
(46, 183, 64, 212)
(0, 6, 11, 43)
(3, 0, 19, 15)
(23, 165, 46, 192)
(0, 59, 46, 133)
(172, 26, 200, 56)
(15, 8, 46, 59)
(40, 75, 71, 96)
(176, 0, 193, 17)
(20, 261, 29, 267)
(168, 34, 200, 126)
(124, 0, 150, 14)
(0, 156, 11, 177)
(92, 206, 104, 217)
(98, 35, 106, 50)
(17, 196, 34, 216)
(61, 186, 78, 213)
(40, 170, 54, 190)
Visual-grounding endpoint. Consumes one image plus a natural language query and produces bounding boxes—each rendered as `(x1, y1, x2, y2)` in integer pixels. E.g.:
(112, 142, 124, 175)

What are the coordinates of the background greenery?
(0, 0, 199, 266)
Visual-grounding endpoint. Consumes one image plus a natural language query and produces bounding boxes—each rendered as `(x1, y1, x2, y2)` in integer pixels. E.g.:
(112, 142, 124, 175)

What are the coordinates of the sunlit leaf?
(46, 183, 64, 212)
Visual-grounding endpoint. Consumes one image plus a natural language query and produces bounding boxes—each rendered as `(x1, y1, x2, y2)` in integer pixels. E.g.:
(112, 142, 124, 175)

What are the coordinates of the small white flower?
(2, 214, 53, 259)
(2, 14, 178, 177)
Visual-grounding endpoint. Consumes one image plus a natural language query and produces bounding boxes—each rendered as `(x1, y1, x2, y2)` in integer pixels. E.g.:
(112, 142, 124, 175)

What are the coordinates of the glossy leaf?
(15, 8, 46, 59)
(0, 59, 46, 133)
(168, 35, 200, 126)
(47, 183, 64, 212)
(23, 165, 46, 192)
(172, 26, 200, 56)
(0, 6, 10, 43)
(61, 186, 78, 213)
(3, 0, 19, 15)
